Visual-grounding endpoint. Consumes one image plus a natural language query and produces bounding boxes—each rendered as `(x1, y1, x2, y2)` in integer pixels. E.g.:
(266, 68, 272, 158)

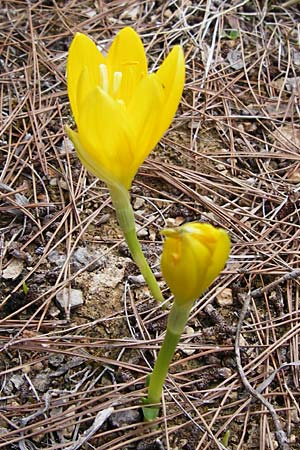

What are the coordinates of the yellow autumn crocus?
(161, 222, 231, 305)
(66, 27, 185, 304)
(66, 26, 185, 190)
(143, 222, 230, 421)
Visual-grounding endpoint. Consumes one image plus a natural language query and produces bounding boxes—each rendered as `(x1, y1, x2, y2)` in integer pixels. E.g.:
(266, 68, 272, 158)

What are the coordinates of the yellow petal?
(106, 27, 148, 104)
(127, 74, 164, 171)
(66, 126, 114, 186)
(155, 45, 185, 135)
(161, 233, 210, 304)
(67, 33, 105, 123)
(77, 87, 135, 188)
(203, 229, 231, 290)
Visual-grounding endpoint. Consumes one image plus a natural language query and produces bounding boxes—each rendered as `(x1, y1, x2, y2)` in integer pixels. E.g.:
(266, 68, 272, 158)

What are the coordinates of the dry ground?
(1, 1, 300, 449)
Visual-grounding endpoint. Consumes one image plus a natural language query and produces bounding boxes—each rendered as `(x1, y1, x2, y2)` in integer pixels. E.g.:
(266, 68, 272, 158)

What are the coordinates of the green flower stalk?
(66, 27, 185, 302)
(143, 223, 231, 421)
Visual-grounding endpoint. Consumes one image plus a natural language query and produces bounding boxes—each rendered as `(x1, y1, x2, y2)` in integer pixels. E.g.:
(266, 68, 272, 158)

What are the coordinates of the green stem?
(109, 184, 164, 303)
(143, 301, 192, 421)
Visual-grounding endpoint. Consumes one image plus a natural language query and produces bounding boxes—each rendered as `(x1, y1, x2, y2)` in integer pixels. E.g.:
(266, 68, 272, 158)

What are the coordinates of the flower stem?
(142, 301, 192, 421)
(109, 184, 164, 303)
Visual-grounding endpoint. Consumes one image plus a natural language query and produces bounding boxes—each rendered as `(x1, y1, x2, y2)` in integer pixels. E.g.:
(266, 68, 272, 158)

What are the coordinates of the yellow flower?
(161, 223, 230, 305)
(66, 27, 185, 190)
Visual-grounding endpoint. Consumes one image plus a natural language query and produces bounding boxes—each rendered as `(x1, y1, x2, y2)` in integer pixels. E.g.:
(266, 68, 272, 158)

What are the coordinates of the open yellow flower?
(67, 27, 185, 190)
(161, 223, 231, 305)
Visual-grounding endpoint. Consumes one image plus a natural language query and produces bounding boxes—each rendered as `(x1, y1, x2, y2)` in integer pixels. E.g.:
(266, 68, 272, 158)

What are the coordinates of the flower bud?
(161, 223, 230, 305)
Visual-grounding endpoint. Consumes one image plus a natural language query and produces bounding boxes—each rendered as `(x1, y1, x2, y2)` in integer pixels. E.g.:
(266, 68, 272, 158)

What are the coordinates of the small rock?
(216, 288, 233, 306)
(58, 179, 68, 190)
(133, 197, 145, 210)
(33, 373, 50, 393)
(137, 227, 148, 238)
(109, 409, 140, 428)
(287, 169, 300, 183)
(118, 242, 130, 257)
(185, 326, 194, 336)
(90, 265, 124, 290)
(227, 48, 244, 70)
(218, 367, 232, 379)
(73, 247, 91, 265)
(48, 354, 65, 368)
(56, 288, 84, 310)
(182, 326, 195, 355)
(291, 409, 300, 423)
(59, 137, 73, 155)
(31, 427, 46, 443)
(48, 250, 66, 268)
(128, 274, 145, 285)
(121, 4, 140, 20)
(48, 305, 60, 318)
(238, 333, 247, 347)
(73, 246, 103, 271)
(165, 216, 185, 227)
(96, 213, 110, 225)
(2, 258, 24, 280)
(10, 374, 24, 390)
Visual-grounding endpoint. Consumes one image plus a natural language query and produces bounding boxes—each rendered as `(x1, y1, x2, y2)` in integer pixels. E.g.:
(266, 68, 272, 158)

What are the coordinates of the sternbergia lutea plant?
(143, 223, 231, 420)
(66, 27, 185, 302)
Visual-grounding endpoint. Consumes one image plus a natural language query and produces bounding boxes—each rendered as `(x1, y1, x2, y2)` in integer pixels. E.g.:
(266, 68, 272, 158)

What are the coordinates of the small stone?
(109, 409, 140, 428)
(22, 364, 31, 375)
(227, 49, 244, 70)
(73, 247, 91, 265)
(48, 250, 66, 267)
(2, 259, 24, 280)
(218, 367, 232, 379)
(56, 288, 84, 310)
(137, 227, 148, 238)
(185, 326, 194, 336)
(133, 197, 145, 210)
(32, 362, 44, 372)
(72, 246, 103, 271)
(33, 373, 50, 393)
(287, 169, 300, 183)
(216, 288, 233, 306)
(59, 136, 73, 154)
(58, 179, 68, 190)
(90, 265, 124, 291)
(149, 228, 157, 241)
(128, 274, 145, 285)
(31, 427, 46, 443)
(163, 8, 172, 18)
(238, 334, 247, 347)
(48, 305, 60, 318)
(165, 217, 185, 227)
(291, 409, 300, 423)
(96, 213, 110, 225)
(10, 374, 24, 390)
(48, 354, 65, 368)
(182, 326, 195, 355)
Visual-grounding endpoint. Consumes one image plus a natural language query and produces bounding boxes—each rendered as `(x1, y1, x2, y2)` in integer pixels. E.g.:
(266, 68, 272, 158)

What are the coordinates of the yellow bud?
(160, 223, 230, 305)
